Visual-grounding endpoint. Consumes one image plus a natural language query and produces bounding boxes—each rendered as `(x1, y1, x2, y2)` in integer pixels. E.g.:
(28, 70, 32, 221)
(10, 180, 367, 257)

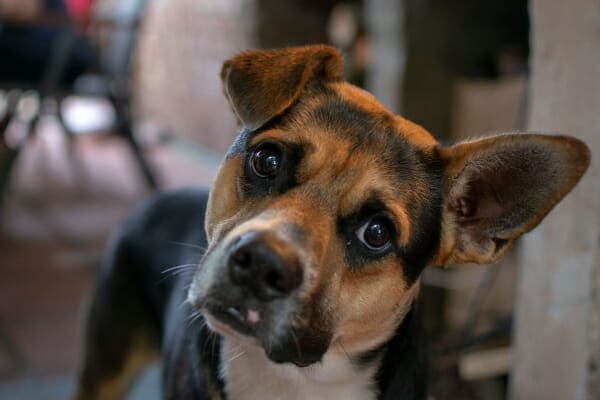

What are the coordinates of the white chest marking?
(220, 339, 379, 400)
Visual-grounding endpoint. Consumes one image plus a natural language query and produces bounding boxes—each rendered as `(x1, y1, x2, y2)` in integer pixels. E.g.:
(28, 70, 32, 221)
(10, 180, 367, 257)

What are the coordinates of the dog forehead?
(298, 85, 436, 196)
(283, 82, 439, 166)
(245, 82, 439, 213)
(328, 82, 438, 149)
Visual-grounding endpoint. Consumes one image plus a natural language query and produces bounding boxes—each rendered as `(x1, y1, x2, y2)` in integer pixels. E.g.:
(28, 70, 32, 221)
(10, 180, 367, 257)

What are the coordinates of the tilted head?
(188, 45, 590, 366)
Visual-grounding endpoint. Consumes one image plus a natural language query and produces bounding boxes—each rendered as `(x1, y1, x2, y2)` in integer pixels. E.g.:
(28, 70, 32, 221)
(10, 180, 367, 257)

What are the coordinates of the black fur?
(399, 148, 444, 285)
(353, 303, 428, 399)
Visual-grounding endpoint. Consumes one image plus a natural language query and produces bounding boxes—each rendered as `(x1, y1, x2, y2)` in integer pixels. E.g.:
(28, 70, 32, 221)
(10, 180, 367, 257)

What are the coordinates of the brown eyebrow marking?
(331, 81, 438, 149)
(385, 201, 412, 247)
(248, 128, 289, 145)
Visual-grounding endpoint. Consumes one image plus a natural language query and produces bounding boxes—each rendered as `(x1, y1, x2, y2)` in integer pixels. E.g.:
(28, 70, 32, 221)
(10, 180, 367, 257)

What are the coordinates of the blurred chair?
(0, 0, 157, 207)
(69, 0, 157, 187)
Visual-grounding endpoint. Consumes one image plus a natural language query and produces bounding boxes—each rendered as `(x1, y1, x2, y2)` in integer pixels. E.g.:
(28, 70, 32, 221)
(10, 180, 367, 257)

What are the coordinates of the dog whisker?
(290, 331, 303, 362)
(169, 241, 207, 252)
(211, 331, 219, 358)
(336, 340, 352, 363)
(178, 298, 191, 310)
(186, 310, 200, 321)
(187, 310, 204, 328)
(202, 328, 215, 353)
(227, 349, 247, 363)
(158, 269, 195, 284)
(196, 319, 208, 334)
(156, 263, 198, 285)
(162, 263, 198, 275)
(226, 343, 242, 355)
(180, 281, 194, 295)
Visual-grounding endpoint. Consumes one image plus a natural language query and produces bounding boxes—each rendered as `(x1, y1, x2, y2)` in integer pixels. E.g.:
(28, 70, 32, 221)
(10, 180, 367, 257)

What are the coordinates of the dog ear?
(433, 133, 590, 266)
(220, 45, 343, 130)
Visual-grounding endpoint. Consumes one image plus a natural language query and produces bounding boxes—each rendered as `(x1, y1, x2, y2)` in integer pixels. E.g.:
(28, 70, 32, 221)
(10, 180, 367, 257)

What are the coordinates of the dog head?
(188, 45, 590, 367)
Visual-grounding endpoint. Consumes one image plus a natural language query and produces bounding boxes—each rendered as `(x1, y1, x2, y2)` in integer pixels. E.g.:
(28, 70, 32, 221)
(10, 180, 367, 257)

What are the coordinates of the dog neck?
(219, 339, 380, 400)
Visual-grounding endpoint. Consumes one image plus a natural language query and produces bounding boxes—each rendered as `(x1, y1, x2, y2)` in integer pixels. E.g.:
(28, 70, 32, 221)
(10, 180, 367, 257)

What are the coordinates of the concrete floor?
(0, 120, 221, 399)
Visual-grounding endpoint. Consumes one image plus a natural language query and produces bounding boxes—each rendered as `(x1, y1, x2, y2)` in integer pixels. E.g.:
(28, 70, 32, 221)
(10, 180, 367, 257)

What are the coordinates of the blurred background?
(0, 0, 597, 399)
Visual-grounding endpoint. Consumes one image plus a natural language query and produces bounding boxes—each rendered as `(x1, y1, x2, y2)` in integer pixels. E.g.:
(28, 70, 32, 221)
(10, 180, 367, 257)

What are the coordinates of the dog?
(74, 45, 590, 400)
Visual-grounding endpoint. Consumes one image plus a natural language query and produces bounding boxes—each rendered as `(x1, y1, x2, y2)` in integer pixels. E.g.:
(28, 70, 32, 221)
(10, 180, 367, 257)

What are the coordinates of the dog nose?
(228, 235, 302, 301)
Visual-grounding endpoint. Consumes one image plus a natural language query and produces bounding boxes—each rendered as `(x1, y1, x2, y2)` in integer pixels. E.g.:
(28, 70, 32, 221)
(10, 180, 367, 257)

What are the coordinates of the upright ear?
(433, 133, 590, 266)
(220, 45, 343, 130)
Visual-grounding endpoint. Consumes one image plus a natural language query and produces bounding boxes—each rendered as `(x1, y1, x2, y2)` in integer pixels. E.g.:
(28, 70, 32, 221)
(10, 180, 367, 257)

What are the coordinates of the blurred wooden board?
(459, 347, 512, 381)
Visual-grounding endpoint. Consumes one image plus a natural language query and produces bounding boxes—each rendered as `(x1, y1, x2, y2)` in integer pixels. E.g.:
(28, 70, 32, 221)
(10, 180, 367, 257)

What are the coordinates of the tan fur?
(332, 81, 438, 148)
(334, 281, 420, 355)
(74, 335, 159, 400)
(205, 155, 246, 243)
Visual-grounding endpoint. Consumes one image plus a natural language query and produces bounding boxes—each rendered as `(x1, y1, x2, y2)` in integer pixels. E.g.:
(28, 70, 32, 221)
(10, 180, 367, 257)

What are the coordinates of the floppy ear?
(433, 133, 590, 266)
(220, 45, 343, 130)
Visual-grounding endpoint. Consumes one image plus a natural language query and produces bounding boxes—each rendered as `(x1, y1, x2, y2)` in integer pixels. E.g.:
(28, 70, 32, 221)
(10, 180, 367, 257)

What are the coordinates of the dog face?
(188, 45, 590, 367)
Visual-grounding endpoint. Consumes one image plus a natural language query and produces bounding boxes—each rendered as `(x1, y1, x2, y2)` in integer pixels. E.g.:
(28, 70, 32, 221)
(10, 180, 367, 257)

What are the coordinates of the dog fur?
(74, 45, 590, 400)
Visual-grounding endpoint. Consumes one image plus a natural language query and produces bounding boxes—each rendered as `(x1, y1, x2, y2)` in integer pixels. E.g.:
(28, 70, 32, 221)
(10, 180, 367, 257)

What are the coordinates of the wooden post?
(511, 1, 600, 399)
(364, 0, 405, 113)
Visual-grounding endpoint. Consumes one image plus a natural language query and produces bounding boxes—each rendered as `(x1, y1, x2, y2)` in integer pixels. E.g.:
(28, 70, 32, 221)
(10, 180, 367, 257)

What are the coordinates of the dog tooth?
(247, 309, 260, 324)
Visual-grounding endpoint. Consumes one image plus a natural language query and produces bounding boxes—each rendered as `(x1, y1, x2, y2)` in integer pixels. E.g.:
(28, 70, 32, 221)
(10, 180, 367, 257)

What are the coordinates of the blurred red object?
(65, 0, 92, 22)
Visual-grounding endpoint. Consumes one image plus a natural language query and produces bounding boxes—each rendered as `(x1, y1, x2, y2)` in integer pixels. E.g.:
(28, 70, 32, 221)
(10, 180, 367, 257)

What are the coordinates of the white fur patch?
(220, 339, 379, 400)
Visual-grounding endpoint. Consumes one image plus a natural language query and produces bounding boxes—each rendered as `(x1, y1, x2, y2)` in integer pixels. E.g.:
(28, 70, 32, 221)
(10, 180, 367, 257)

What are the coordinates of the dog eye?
(356, 217, 392, 251)
(250, 144, 281, 178)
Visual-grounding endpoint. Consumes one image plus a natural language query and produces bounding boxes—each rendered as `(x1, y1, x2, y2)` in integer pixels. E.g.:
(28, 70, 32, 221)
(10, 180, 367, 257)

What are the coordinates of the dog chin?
(264, 340, 326, 367)
(203, 310, 327, 367)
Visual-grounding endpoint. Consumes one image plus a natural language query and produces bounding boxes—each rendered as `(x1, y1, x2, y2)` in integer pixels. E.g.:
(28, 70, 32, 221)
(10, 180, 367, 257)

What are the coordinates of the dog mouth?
(200, 300, 327, 367)
(203, 302, 259, 340)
